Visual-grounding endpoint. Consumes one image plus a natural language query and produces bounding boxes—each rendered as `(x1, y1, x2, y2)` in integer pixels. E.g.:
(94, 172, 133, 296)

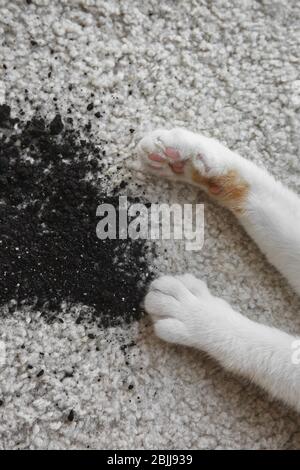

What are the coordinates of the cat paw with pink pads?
(137, 129, 191, 177)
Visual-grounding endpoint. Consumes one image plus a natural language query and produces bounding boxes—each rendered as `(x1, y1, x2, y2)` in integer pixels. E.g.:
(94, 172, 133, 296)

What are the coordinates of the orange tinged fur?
(191, 168, 249, 214)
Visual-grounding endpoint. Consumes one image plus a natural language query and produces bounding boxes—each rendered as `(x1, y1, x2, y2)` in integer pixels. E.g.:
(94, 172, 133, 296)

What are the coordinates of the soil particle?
(0, 104, 11, 124)
(49, 114, 64, 135)
(67, 409, 75, 422)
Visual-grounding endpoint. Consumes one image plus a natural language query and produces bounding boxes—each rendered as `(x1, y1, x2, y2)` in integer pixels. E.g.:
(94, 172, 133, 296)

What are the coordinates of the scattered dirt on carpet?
(0, 104, 154, 327)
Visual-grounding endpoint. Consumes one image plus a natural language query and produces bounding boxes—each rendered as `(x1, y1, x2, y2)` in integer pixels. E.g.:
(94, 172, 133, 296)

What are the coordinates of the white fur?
(139, 128, 300, 412)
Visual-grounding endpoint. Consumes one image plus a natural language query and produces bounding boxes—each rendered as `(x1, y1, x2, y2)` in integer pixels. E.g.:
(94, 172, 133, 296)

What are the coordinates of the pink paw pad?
(148, 153, 165, 169)
(164, 147, 185, 174)
(209, 183, 222, 195)
(148, 153, 165, 162)
(146, 148, 186, 174)
(169, 162, 185, 174)
(164, 147, 181, 160)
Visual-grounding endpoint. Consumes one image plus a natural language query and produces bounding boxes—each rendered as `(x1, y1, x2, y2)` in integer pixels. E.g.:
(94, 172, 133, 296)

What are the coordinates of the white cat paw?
(144, 274, 227, 348)
(137, 128, 199, 179)
(137, 128, 249, 212)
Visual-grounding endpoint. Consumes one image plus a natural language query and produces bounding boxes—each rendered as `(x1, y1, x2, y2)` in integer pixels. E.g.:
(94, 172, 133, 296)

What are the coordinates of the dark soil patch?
(0, 104, 153, 326)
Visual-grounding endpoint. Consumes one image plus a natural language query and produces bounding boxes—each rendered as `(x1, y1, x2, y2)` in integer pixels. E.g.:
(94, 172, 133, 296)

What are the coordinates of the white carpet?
(1, 0, 300, 449)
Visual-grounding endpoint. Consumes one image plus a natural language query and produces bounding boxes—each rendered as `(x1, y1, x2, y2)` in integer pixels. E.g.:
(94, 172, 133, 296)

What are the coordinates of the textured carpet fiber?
(1, 0, 300, 449)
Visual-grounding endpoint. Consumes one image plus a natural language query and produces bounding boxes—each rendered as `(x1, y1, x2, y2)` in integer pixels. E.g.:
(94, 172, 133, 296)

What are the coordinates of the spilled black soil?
(0, 104, 153, 327)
